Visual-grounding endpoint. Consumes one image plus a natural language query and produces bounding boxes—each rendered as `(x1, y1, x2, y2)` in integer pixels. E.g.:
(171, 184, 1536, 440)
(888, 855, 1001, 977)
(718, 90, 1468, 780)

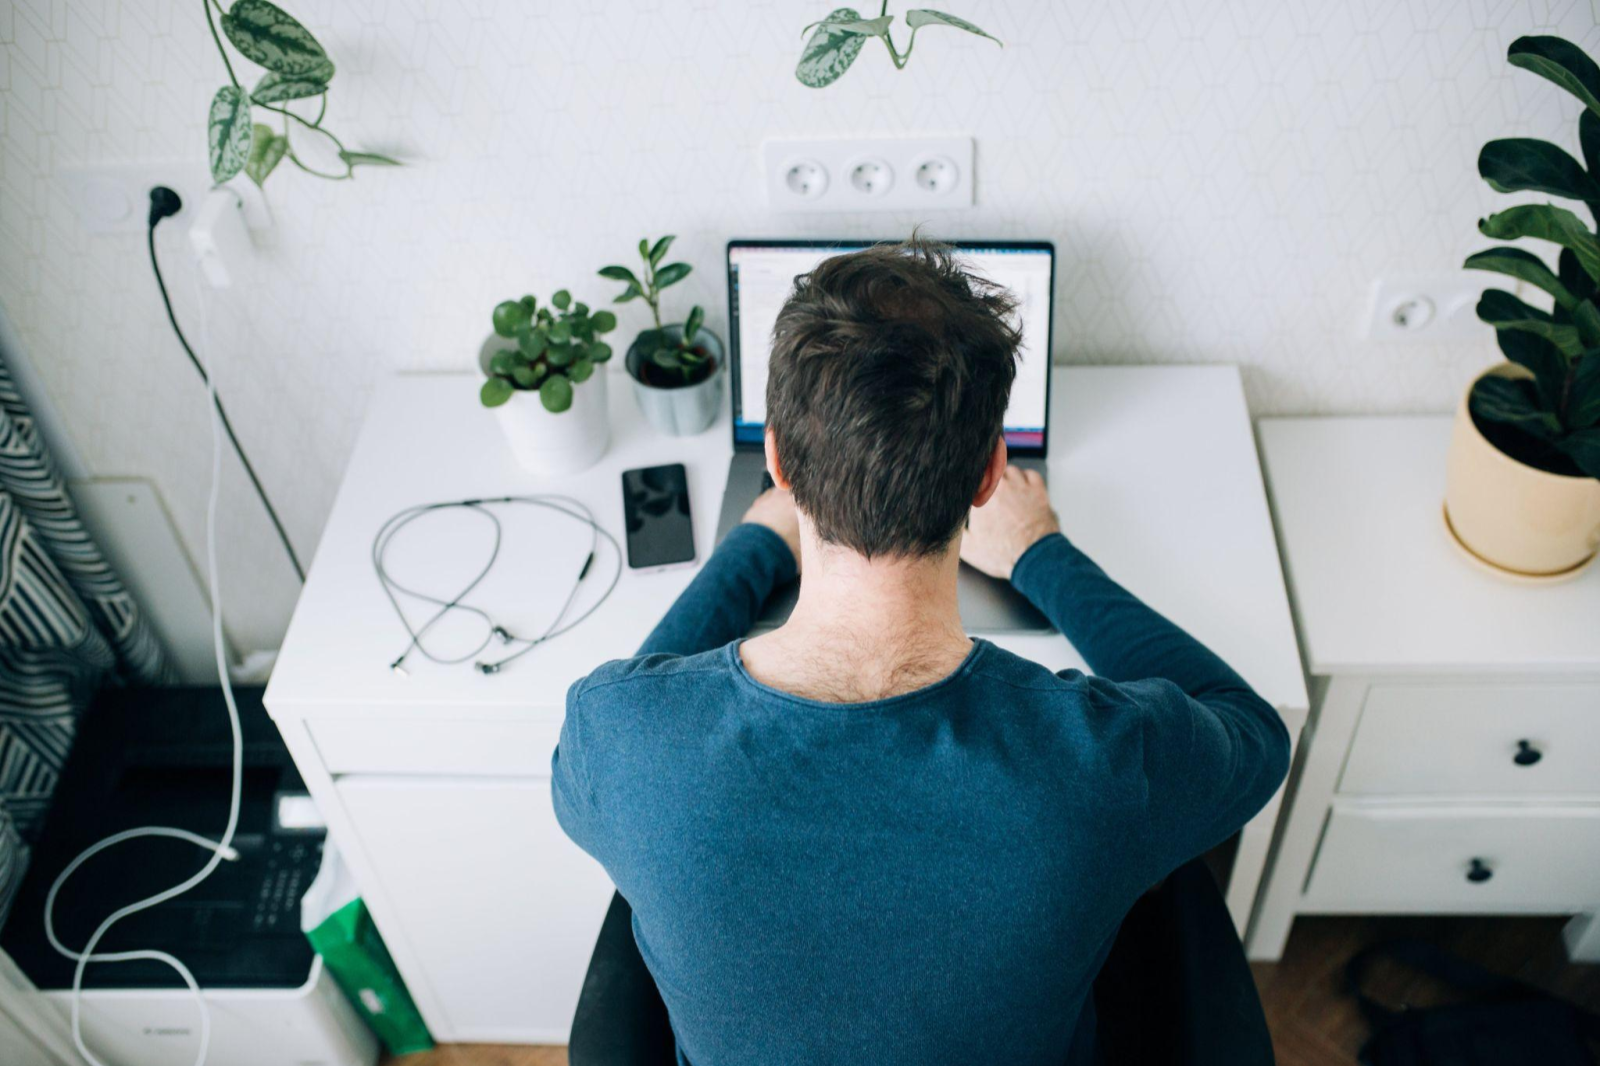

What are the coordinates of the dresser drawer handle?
(1466, 858, 1494, 884)
(1512, 740, 1542, 766)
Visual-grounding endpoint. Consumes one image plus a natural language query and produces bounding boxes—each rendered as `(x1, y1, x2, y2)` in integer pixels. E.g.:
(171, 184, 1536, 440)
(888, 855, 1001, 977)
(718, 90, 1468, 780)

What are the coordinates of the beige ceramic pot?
(1444, 363, 1600, 577)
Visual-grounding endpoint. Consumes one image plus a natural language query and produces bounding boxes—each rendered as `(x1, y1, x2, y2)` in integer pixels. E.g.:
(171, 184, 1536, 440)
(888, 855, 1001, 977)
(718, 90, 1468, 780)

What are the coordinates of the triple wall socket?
(764, 136, 974, 213)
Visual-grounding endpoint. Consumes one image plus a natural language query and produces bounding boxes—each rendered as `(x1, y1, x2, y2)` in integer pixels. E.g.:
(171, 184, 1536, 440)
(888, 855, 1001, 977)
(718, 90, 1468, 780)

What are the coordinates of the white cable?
(43, 254, 244, 1066)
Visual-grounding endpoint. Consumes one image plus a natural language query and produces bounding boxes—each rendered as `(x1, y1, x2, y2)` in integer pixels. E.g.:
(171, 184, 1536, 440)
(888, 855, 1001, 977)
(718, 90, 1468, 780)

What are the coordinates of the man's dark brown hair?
(767, 237, 1022, 558)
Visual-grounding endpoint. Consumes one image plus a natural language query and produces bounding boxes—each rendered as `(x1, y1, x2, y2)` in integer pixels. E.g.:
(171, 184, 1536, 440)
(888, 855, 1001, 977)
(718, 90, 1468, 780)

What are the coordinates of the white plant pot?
(492, 369, 610, 477)
(1444, 363, 1600, 577)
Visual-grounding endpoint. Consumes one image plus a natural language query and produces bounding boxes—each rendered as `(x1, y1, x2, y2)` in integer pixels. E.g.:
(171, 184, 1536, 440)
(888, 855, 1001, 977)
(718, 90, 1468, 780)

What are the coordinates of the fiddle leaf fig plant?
(1464, 35, 1600, 478)
(204, 0, 398, 186)
(480, 290, 617, 413)
(599, 236, 715, 388)
(796, 3, 1000, 88)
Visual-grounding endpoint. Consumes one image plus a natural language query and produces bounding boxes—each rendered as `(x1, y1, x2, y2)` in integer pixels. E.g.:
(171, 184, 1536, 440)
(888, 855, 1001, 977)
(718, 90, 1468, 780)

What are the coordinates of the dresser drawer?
(1339, 683, 1600, 797)
(311, 718, 563, 777)
(1303, 804, 1600, 912)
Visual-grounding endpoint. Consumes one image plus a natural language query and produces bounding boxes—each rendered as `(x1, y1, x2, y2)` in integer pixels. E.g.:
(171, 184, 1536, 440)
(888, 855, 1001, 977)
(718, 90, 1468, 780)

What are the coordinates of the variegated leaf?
(251, 68, 331, 104)
(797, 7, 872, 88)
(221, 0, 333, 78)
(208, 86, 254, 183)
(905, 9, 1002, 45)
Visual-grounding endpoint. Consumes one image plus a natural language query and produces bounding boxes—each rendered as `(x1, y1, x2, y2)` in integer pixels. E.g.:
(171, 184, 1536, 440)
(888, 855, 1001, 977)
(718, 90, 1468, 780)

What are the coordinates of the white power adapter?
(187, 188, 251, 288)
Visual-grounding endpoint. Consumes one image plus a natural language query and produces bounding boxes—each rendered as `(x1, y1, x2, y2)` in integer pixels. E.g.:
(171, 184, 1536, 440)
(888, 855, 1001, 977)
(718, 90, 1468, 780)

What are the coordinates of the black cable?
(373, 495, 622, 675)
(146, 214, 306, 582)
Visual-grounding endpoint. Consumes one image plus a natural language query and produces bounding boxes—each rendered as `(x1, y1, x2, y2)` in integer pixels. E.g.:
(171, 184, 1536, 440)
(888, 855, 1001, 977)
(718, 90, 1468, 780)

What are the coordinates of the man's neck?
(740, 530, 972, 703)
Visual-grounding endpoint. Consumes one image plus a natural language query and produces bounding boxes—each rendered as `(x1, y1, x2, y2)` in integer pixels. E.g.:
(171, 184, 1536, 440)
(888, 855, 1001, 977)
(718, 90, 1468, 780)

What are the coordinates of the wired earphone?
(373, 494, 622, 676)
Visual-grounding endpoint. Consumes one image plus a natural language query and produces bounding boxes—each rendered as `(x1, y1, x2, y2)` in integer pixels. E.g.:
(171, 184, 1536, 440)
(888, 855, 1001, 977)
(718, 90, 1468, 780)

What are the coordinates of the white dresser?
(265, 366, 1308, 1042)
(1250, 416, 1600, 962)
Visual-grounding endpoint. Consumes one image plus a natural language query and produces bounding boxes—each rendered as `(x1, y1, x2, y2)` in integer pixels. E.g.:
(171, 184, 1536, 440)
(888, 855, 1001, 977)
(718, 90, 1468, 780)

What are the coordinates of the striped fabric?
(0, 354, 173, 925)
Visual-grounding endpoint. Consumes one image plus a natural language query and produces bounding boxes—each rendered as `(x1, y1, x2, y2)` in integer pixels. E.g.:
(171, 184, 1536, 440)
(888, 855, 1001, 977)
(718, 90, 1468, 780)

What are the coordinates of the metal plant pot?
(624, 325, 725, 437)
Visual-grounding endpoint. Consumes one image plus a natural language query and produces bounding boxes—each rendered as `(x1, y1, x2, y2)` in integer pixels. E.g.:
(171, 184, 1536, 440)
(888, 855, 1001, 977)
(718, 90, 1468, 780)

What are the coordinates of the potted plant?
(478, 290, 617, 476)
(599, 236, 725, 437)
(1450, 35, 1600, 577)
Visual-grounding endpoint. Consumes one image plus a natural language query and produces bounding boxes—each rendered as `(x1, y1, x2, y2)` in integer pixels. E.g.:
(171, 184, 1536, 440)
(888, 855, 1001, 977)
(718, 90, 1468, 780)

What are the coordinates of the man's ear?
(972, 435, 1008, 507)
(763, 429, 792, 491)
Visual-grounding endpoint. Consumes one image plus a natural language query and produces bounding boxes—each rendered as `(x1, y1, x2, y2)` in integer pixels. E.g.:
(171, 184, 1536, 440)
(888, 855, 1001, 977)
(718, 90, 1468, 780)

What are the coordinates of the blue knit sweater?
(553, 523, 1290, 1066)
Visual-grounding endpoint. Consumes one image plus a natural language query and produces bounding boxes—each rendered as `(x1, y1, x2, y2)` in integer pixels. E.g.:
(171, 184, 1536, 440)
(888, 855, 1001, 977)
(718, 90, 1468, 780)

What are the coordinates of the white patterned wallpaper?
(2, 0, 1598, 651)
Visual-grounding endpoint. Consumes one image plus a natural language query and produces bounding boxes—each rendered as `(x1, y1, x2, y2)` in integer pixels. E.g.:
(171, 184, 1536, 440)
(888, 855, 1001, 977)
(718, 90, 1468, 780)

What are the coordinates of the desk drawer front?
(1340, 683, 1600, 797)
(312, 718, 562, 777)
(1303, 805, 1600, 911)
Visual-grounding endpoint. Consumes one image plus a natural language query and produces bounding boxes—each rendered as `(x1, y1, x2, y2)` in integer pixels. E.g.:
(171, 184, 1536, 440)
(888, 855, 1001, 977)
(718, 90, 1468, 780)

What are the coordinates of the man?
(553, 239, 1290, 1065)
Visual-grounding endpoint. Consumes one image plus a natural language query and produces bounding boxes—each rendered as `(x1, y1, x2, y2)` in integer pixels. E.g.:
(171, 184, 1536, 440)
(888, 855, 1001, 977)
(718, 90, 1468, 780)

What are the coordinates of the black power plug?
(148, 186, 183, 227)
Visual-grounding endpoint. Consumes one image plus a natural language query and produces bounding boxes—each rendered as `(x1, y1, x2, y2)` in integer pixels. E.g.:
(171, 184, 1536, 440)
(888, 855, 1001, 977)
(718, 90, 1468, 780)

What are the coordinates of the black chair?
(569, 858, 1274, 1066)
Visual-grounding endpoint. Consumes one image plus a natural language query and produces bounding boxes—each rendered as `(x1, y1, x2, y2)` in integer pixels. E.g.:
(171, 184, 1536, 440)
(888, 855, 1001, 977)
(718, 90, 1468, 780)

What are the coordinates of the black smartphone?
(621, 463, 695, 571)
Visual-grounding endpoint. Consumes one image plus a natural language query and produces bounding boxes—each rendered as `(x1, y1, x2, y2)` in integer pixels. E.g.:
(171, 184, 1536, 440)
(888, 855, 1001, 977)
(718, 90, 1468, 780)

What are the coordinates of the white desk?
(265, 365, 1307, 1043)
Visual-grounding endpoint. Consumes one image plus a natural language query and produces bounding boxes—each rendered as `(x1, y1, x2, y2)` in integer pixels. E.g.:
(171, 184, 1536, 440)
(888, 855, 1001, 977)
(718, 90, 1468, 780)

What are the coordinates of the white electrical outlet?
(1364, 275, 1497, 343)
(764, 136, 974, 213)
(58, 160, 273, 234)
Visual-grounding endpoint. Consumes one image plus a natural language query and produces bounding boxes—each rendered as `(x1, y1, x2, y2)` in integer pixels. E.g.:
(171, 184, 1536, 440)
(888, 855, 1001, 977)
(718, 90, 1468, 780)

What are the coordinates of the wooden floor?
(393, 916, 1600, 1066)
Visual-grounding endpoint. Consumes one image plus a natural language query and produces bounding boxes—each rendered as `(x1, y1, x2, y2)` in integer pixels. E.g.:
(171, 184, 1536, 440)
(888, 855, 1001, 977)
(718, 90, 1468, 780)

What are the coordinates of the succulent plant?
(479, 290, 616, 413)
(599, 236, 716, 388)
(1464, 36, 1600, 479)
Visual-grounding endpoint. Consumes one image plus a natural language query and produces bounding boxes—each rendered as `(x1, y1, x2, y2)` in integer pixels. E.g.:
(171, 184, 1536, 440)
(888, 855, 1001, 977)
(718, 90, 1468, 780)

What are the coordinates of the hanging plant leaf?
(208, 86, 254, 183)
(905, 10, 1002, 46)
(797, 8, 873, 88)
(540, 375, 574, 413)
(340, 149, 402, 168)
(1508, 36, 1600, 119)
(1479, 204, 1600, 284)
(221, 0, 334, 78)
(1478, 138, 1600, 202)
(1464, 247, 1578, 310)
(251, 68, 331, 104)
(480, 377, 514, 407)
(1581, 111, 1600, 181)
(243, 123, 287, 186)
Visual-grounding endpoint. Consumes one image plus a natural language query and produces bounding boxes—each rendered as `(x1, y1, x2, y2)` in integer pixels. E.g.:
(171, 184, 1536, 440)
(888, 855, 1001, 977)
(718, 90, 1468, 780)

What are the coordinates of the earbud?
(475, 661, 501, 675)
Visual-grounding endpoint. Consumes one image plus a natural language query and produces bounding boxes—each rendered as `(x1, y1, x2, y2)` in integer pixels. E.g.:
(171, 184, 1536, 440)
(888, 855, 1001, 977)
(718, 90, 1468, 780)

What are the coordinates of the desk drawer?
(311, 718, 563, 777)
(1303, 804, 1600, 912)
(1340, 683, 1600, 796)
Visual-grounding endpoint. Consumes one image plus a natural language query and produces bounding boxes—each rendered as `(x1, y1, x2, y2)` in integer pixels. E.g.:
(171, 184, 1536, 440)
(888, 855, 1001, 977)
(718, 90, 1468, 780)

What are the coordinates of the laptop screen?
(725, 241, 1055, 455)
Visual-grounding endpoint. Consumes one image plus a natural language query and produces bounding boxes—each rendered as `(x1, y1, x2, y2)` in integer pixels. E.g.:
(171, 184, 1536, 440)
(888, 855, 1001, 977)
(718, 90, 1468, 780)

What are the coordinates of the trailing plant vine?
(796, 3, 1000, 88)
(204, 0, 398, 186)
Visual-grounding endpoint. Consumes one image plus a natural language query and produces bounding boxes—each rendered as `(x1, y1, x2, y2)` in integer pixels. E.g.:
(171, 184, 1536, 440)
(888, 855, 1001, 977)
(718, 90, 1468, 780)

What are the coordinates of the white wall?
(2, 0, 1596, 650)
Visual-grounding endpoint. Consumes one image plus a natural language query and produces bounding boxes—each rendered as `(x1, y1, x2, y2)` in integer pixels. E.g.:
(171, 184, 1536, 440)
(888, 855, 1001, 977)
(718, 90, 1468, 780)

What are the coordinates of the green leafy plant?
(598, 237, 715, 388)
(796, 3, 1000, 88)
(480, 291, 617, 413)
(1464, 35, 1600, 478)
(204, 0, 398, 186)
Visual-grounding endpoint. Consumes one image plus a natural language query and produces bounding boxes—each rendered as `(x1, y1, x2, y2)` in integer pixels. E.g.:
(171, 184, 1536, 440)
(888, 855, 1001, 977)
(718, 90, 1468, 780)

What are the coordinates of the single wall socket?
(1364, 275, 1495, 344)
(764, 136, 974, 213)
(58, 160, 273, 234)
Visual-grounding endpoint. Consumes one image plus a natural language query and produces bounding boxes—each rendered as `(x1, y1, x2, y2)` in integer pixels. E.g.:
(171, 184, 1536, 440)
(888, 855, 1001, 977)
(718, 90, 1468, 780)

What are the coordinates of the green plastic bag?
(306, 897, 433, 1056)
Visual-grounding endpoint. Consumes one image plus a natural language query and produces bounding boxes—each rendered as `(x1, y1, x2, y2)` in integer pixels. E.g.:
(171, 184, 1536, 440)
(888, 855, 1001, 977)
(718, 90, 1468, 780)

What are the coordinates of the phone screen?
(622, 463, 695, 570)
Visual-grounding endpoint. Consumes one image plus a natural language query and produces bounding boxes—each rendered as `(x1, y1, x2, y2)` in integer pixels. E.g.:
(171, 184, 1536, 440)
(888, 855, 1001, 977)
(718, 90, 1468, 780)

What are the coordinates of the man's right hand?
(960, 466, 1060, 581)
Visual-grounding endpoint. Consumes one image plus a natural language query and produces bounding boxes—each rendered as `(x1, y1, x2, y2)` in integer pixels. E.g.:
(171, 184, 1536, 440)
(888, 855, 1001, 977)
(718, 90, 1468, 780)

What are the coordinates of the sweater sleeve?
(636, 522, 798, 657)
(1010, 533, 1292, 877)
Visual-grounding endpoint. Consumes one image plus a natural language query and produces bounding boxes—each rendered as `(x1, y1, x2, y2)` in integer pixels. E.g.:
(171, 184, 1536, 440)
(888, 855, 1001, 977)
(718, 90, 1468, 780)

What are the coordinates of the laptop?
(714, 239, 1057, 633)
